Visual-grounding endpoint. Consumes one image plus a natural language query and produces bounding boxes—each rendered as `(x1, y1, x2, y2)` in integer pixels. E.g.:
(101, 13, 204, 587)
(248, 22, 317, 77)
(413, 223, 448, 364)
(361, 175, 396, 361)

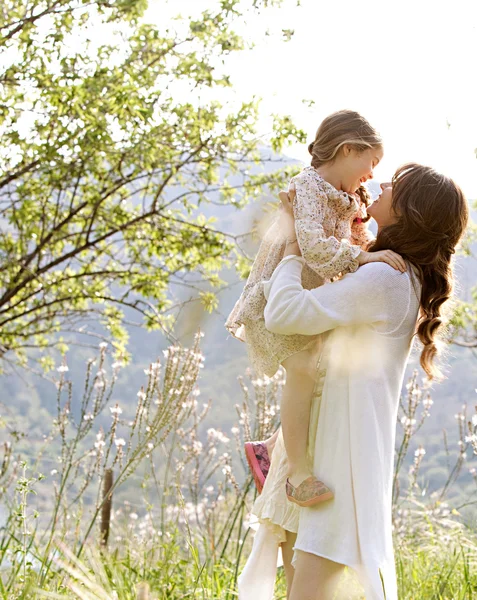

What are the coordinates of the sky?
(146, 0, 477, 199)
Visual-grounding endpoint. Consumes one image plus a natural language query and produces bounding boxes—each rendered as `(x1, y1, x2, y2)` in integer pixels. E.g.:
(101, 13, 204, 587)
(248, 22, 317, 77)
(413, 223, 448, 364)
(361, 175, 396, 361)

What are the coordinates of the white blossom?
(207, 428, 230, 444)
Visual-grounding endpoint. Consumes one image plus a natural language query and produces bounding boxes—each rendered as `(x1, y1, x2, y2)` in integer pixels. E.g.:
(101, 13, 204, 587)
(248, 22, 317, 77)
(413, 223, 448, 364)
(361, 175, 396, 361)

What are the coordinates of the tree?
(0, 0, 305, 371)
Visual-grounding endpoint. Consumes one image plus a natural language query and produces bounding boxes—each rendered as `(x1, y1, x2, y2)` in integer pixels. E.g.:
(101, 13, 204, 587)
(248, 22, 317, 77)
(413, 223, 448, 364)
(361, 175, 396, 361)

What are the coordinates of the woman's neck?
(315, 164, 343, 192)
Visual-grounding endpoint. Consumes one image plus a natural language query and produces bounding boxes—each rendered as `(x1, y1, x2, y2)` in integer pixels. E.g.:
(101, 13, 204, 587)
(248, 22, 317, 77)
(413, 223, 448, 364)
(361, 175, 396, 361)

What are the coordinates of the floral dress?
(226, 166, 369, 377)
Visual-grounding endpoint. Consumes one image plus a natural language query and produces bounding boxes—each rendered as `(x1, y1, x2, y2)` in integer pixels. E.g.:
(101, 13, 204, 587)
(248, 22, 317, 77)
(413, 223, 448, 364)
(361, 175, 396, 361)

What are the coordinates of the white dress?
(238, 256, 420, 600)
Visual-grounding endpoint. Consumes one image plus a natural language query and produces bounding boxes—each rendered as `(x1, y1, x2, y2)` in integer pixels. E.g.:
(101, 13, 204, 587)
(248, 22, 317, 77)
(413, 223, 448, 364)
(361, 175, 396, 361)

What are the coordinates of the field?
(1, 341, 477, 599)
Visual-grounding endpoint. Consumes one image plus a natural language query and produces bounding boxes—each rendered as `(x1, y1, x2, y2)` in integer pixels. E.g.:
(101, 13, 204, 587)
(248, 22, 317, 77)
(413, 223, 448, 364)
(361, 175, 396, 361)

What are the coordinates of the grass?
(1, 342, 477, 599)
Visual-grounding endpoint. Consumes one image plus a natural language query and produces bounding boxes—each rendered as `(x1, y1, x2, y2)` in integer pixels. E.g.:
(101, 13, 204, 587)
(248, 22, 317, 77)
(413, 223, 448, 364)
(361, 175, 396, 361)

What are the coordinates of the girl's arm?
(291, 172, 361, 279)
(263, 256, 408, 336)
(288, 179, 406, 274)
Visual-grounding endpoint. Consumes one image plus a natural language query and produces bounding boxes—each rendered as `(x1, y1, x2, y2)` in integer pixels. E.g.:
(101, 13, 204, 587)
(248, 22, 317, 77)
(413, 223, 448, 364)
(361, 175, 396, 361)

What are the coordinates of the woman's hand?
(278, 185, 302, 257)
(357, 249, 407, 273)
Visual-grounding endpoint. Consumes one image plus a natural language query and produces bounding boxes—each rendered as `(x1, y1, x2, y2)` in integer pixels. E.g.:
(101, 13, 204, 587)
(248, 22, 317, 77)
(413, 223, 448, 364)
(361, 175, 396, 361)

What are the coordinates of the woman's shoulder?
(353, 262, 414, 295)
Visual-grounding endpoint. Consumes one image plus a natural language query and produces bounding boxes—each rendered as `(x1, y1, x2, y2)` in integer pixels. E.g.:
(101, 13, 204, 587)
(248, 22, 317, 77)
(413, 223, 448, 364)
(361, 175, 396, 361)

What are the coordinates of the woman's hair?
(308, 109, 382, 169)
(368, 163, 469, 380)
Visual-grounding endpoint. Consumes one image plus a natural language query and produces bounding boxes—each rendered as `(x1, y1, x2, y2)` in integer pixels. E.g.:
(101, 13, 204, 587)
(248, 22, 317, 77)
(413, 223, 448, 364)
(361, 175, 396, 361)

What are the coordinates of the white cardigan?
(240, 256, 420, 600)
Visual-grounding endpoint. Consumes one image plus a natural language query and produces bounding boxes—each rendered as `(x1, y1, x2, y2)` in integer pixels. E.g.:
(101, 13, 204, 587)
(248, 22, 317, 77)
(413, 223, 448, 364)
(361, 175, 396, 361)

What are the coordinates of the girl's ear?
(342, 144, 351, 157)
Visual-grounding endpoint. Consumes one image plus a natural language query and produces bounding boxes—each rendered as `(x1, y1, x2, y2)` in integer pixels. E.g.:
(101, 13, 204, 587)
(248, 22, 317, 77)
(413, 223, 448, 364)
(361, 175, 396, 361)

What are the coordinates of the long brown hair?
(369, 164, 469, 379)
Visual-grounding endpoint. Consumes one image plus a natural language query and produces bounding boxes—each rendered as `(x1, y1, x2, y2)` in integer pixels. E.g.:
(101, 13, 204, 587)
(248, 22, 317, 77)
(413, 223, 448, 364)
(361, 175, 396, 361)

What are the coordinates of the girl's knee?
(283, 352, 317, 378)
(283, 353, 316, 379)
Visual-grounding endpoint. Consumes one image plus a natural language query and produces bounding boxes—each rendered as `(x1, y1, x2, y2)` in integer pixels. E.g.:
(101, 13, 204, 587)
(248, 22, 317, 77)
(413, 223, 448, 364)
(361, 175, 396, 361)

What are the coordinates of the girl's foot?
(285, 476, 333, 507)
(244, 441, 271, 494)
(288, 469, 314, 489)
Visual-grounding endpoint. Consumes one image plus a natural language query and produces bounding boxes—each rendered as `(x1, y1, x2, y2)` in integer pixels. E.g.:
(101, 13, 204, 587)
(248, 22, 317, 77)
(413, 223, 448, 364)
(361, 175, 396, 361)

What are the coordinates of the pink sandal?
(286, 476, 334, 507)
(244, 442, 271, 494)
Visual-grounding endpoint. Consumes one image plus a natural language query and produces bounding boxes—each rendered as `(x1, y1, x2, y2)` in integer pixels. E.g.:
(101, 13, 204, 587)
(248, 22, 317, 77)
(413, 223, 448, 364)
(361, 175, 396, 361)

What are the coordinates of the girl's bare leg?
(281, 349, 317, 488)
(289, 550, 344, 600)
(280, 530, 297, 599)
(263, 428, 279, 457)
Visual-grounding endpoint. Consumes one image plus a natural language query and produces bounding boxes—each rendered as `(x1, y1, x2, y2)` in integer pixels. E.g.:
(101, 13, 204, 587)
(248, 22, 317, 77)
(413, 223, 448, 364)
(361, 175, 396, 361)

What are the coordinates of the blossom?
(207, 428, 230, 444)
(57, 365, 69, 373)
(110, 405, 123, 416)
(94, 438, 105, 450)
(423, 396, 434, 410)
(114, 438, 126, 448)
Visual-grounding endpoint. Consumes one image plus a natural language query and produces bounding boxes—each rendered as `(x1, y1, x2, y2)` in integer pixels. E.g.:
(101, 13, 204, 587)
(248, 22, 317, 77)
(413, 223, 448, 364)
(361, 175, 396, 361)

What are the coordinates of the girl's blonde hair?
(308, 109, 382, 168)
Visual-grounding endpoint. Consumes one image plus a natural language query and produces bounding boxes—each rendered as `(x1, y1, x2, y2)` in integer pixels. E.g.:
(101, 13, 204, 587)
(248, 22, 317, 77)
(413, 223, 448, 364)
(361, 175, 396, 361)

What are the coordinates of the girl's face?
(367, 182, 399, 228)
(341, 146, 384, 194)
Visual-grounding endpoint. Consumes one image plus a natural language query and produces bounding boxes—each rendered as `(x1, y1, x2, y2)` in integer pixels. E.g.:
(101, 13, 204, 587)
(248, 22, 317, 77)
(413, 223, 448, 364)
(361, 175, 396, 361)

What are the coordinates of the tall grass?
(0, 337, 476, 599)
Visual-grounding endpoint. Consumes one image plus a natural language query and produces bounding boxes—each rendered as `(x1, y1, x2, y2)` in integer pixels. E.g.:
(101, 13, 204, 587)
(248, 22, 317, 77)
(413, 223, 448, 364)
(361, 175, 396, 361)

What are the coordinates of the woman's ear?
(342, 144, 351, 157)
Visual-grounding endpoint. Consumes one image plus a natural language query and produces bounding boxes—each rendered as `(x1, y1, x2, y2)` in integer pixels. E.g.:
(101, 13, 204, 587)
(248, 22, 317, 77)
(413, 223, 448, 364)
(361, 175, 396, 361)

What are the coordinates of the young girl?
(226, 110, 406, 506)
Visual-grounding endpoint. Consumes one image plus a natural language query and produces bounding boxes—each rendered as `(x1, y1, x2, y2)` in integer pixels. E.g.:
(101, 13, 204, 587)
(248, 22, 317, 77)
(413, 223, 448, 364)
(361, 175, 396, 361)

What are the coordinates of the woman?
(239, 163, 468, 600)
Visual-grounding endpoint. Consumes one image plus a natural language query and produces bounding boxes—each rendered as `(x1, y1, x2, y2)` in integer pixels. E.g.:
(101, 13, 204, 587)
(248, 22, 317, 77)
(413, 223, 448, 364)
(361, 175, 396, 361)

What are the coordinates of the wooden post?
(136, 582, 150, 599)
(100, 468, 113, 547)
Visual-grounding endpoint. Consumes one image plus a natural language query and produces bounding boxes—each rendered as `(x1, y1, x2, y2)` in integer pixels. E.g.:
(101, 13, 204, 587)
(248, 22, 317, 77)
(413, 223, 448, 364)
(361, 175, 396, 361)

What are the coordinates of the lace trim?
(252, 498, 299, 542)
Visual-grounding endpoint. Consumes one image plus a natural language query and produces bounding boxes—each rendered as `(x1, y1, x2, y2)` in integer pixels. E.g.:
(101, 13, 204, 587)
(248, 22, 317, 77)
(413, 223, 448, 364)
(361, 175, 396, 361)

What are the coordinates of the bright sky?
(147, 0, 477, 199)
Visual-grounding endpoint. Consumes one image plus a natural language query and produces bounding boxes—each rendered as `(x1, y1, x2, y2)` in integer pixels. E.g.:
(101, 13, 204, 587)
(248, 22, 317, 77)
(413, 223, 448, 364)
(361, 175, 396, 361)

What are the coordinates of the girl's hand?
(278, 185, 297, 241)
(278, 185, 301, 257)
(358, 249, 407, 273)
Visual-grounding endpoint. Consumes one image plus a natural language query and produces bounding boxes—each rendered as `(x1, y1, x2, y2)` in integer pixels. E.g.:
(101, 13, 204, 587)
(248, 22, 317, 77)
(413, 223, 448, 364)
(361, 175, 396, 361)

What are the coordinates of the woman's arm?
(263, 257, 408, 336)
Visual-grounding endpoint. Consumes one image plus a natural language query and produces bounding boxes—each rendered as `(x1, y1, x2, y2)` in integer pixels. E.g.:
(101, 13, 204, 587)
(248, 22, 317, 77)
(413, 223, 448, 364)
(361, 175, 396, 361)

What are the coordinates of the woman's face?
(367, 182, 399, 227)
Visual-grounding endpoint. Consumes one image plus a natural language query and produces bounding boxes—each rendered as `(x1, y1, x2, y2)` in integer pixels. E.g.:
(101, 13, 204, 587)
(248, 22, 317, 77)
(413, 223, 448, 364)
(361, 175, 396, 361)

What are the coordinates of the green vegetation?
(0, 0, 304, 371)
(1, 1, 477, 599)
(0, 345, 476, 598)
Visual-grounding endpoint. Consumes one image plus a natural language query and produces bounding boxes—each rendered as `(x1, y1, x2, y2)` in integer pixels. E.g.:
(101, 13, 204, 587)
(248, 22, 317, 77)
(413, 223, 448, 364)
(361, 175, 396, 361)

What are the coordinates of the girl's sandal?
(244, 441, 271, 494)
(286, 476, 334, 507)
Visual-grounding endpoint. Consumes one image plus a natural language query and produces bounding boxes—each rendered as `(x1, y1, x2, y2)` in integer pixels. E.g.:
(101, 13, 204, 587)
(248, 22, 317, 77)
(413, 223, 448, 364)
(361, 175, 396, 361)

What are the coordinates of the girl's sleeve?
(293, 175, 361, 279)
(263, 256, 409, 336)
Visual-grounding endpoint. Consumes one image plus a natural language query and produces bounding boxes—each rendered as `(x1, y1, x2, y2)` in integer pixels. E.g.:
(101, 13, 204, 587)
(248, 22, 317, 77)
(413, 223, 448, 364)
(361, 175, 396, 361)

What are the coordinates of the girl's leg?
(280, 530, 297, 599)
(263, 428, 279, 456)
(289, 550, 344, 600)
(281, 349, 317, 487)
